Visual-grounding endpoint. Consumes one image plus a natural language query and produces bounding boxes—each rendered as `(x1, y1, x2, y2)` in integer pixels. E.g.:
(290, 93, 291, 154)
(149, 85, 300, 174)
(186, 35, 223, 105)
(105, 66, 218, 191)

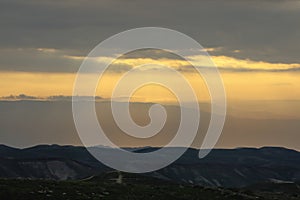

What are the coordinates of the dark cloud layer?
(0, 0, 299, 72)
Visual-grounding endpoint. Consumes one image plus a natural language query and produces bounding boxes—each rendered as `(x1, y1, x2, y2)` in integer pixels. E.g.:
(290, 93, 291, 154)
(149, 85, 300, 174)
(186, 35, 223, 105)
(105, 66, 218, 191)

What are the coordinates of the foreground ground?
(0, 172, 300, 200)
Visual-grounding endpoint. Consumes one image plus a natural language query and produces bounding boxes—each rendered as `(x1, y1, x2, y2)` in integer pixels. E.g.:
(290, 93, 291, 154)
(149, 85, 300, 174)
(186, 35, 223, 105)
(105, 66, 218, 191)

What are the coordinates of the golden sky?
(1, 54, 300, 103)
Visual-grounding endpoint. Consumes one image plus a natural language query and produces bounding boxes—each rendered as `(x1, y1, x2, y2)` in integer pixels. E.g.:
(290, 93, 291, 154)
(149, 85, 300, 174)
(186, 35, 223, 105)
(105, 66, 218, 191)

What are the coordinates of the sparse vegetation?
(0, 172, 299, 200)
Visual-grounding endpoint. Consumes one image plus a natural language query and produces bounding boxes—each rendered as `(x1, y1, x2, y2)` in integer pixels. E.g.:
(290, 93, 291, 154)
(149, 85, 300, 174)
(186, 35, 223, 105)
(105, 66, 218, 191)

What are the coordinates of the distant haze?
(0, 100, 299, 150)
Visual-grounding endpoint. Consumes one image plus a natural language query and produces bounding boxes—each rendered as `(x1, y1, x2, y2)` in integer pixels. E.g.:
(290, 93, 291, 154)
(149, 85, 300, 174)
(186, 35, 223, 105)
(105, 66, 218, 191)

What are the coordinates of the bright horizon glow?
(1, 70, 300, 101)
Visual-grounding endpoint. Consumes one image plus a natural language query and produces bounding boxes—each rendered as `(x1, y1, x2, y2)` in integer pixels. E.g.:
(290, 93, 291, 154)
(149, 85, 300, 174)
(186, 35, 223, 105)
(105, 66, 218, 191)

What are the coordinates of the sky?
(0, 0, 300, 149)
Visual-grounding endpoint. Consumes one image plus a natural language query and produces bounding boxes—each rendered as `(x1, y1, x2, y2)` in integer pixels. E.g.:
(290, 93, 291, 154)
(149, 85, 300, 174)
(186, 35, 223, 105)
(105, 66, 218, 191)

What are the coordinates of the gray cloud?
(0, 48, 80, 72)
(0, 0, 299, 73)
(0, 94, 103, 101)
(1, 94, 39, 100)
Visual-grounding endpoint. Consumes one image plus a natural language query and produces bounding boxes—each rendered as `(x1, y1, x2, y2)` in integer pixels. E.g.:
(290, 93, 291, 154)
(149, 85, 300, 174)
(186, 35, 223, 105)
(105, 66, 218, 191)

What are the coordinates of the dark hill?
(0, 144, 300, 188)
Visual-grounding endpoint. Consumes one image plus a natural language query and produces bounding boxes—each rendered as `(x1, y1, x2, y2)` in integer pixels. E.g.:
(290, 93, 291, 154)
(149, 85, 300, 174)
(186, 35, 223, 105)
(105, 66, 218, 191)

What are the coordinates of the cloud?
(0, 48, 80, 73)
(1, 94, 39, 100)
(0, 46, 299, 73)
(0, 0, 300, 74)
(208, 56, 300, 72)
(47, 95, 103, 101)
(64, 51, 300, 73)
(0, 94, 103, 101)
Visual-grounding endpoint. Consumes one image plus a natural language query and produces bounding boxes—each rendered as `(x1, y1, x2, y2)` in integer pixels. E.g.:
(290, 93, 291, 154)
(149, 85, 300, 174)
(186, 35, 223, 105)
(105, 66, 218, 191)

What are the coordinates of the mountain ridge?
(1, 144, 300, 188)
